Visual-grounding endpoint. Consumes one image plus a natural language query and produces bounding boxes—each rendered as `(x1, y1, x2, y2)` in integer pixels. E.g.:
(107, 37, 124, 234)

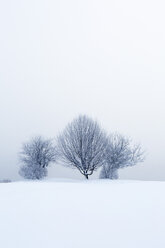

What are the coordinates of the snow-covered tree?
(19, 136, 56, 180)
(100, 166, 118, 179)
(100, 133, 144, 179)
(57, 115, 108, 179)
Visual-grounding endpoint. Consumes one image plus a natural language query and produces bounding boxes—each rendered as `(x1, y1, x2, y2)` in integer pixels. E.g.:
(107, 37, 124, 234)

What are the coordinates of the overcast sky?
(0, 0, 165, 180)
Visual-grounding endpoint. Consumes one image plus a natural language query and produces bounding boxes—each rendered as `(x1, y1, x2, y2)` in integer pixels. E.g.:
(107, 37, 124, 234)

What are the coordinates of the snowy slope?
(0, 180, 165, 248)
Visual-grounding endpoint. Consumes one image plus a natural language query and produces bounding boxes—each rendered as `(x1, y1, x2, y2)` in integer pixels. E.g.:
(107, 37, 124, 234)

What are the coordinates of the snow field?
(0, 179, 165, 248)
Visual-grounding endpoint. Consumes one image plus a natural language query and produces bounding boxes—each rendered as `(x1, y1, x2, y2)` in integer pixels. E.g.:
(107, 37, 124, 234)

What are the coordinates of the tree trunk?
(85, 174, 89, 179)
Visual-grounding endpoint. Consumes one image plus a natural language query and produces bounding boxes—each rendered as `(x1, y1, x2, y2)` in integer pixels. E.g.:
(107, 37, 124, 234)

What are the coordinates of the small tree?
(100, 133, 144, 179)
(19, 136, 56, 180)
(57, 115, 108, 179)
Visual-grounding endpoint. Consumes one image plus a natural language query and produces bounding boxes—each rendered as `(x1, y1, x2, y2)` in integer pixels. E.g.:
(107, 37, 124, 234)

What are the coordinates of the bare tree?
(100, 133, 144, 179)
(19, 136, 56, 180)
(57, 115, 108, 179)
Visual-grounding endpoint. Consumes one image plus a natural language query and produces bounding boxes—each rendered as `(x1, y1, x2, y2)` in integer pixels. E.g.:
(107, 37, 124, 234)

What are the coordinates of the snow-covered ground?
(0, 179, 165, 248)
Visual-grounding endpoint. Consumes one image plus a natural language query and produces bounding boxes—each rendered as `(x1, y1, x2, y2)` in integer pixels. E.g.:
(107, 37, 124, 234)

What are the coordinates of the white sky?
(0, 0, 165, 180)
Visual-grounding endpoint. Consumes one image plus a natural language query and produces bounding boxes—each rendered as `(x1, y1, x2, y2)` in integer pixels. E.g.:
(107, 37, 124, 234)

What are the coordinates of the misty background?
(0, 0, 165, 180)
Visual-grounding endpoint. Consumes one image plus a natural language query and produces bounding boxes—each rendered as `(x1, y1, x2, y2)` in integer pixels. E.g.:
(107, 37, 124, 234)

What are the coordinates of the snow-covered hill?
(0, 179, 165, 248)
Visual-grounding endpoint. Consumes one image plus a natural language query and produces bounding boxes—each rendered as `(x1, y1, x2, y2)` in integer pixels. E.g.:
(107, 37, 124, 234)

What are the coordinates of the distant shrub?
(0, 179, 11, 183)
